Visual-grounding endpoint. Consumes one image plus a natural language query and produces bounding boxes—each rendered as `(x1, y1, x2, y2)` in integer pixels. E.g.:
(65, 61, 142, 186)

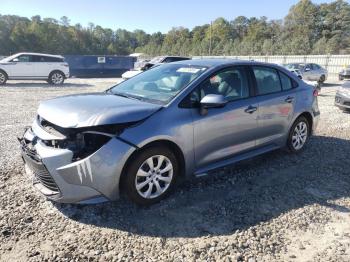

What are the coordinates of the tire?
(318, 75, 325, 84)
(48, 71, 65, 85)
(0, 70, 8, 85)
(124, 146, 179, 206)
(287, 116, 310, 153)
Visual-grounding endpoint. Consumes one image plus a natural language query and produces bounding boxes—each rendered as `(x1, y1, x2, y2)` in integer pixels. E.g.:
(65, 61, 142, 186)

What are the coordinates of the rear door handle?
(285, 96, 294, 103)
(245, 105, 258, 114)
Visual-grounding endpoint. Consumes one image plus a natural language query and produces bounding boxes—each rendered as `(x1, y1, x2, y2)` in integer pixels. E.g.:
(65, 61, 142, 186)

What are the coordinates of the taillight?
(313, 89, 319, 97)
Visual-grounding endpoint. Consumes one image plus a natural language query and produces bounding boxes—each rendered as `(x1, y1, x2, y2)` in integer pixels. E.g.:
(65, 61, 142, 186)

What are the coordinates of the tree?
(0, 0, 350, 56)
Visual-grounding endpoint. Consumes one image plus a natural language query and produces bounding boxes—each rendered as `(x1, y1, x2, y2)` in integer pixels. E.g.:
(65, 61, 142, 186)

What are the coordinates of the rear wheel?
(318, 75, 325, 85)
(48, 71, 65, 85)
(0, 70, 7, 85)
(124, 146, 178, 206)
(287, 116, 310, 153)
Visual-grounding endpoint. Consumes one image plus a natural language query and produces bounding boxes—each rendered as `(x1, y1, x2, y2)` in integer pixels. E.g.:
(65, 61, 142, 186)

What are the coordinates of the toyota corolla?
(20, 59, 320, 205)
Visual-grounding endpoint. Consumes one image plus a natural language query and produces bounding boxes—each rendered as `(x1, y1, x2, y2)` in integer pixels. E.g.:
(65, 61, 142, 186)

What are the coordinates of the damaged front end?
(20, 115, 137, 204)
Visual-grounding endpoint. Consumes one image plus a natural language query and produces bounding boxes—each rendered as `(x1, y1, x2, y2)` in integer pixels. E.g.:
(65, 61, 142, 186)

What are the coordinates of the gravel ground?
(1, 79, 350, 262)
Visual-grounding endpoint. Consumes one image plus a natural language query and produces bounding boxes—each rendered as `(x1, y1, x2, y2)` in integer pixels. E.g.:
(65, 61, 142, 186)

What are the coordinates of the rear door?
(303, 63, 315, 81)
(190, 66, 259, 169)
(251, 66, 296, 147)
(33, 55, 62, 78)
(311, 64, 322, 80)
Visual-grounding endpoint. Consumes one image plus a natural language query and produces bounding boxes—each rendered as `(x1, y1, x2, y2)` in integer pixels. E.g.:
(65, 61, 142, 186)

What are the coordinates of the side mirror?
(200, 94, 227, 115)
(298, 75, 303, 79)
(304, 67, 311, 72)
(12, 58, 19, 62)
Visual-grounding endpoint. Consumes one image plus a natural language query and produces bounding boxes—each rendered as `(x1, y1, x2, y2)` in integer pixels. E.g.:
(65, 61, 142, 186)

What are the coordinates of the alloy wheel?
(0, 72, 6, 84)
(135, 155, 173, 199)
(292, 121, 308, 150)
(51, 73, 64, 85)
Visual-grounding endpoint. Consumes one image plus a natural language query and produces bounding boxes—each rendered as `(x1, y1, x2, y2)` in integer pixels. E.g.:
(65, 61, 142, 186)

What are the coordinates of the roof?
(15, 52, 64, 58)
(173, 58, 279, 68)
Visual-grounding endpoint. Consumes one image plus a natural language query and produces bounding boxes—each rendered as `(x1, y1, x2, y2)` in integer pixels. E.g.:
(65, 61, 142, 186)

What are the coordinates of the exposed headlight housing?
(39, 117, 136, 161)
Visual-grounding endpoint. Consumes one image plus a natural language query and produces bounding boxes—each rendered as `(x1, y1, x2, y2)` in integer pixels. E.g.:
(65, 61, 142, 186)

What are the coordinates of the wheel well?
(298, 112, 313, 134)
(119, 140, 186, 191)
(0, 69, 8, 78)
(49, 70, 65, 78)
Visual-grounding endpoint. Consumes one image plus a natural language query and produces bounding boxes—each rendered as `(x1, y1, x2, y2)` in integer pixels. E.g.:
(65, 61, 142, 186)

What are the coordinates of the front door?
(191, 66, 258, 169)
(7, 54, 34, 77)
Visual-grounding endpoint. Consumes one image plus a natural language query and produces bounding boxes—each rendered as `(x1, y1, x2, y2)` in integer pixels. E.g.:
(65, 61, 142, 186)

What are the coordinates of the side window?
(279, 71, 293, 91)
(252, 66, 282, 95)
(32, 55, 46, 62)
(16, 55, 32, 62)
(305, 64, 312, 71)
(164, 57, 175, 63)
(313, 64, 321, 70)
(45, 56, 64, 62)
(194, 67, 250, 102)
(173, 57, 189, 62)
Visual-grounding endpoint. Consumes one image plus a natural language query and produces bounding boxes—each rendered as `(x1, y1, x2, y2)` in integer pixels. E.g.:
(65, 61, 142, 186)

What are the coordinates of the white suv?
(0, 52, 70, 85)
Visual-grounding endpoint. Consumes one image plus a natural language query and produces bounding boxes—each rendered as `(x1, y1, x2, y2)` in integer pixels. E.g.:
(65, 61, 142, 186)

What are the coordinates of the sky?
(0, 0, 336, 33)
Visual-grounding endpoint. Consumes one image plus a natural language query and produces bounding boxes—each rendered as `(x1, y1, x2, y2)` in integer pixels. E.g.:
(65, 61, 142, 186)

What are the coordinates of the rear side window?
(164, 57, 176, 63)
(279, 71, 293, 91)
(32, 55, 64, 62)
(172, 57, 189, 62)
(44, 56, 64, 62)
(252, 66, 282, 95)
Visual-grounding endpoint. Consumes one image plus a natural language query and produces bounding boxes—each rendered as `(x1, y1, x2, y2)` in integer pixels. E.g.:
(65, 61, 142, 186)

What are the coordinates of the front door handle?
(245, 105, 258, 114)
(285, 96, 294, 103)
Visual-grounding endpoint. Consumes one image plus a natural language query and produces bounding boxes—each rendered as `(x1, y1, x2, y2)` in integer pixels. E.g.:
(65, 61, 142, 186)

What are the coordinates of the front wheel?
(0, 71, 7, 85)
(124, 147, 179, 206)
(287, 116, 310, 153)
(49, 71, 65, 85)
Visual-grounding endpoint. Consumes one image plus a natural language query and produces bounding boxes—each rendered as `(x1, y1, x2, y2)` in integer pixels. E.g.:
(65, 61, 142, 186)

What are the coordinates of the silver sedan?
(20, 59, 320, 205)
(285, 63, 328, 84)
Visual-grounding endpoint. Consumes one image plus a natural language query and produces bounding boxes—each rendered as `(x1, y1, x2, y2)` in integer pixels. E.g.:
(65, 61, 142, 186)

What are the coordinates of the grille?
(21, 142, 60, 194)
(344, 102, 350, 106)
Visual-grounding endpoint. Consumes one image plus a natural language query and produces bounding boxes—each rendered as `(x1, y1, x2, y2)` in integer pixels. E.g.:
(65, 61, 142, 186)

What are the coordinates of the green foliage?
(0, 0, 349, 56)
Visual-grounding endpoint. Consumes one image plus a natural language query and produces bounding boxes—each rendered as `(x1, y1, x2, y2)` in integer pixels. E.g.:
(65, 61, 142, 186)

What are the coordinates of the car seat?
(218, 73, 240, 98)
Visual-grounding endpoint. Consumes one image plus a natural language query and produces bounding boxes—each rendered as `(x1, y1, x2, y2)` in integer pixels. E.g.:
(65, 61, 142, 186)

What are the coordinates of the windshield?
(0, 54, 18, 62)
(109, 63, 207, 104)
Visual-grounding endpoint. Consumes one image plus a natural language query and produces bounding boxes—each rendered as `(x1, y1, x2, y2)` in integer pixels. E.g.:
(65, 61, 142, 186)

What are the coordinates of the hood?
(38, 93, 162, 128)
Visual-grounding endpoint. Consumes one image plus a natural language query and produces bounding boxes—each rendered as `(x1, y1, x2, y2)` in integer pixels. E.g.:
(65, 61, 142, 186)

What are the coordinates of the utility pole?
(209, 21, 212, 56)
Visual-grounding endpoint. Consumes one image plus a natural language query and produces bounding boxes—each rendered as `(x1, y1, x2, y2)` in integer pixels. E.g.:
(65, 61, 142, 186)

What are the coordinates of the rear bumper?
(64, 70, 70, 78)
(312, 110, 320, 134)
(20, 125, 136, 204)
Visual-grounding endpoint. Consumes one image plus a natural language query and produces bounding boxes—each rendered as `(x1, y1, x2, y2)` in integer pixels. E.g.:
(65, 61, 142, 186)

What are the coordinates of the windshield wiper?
(113, 92, 143, 101)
